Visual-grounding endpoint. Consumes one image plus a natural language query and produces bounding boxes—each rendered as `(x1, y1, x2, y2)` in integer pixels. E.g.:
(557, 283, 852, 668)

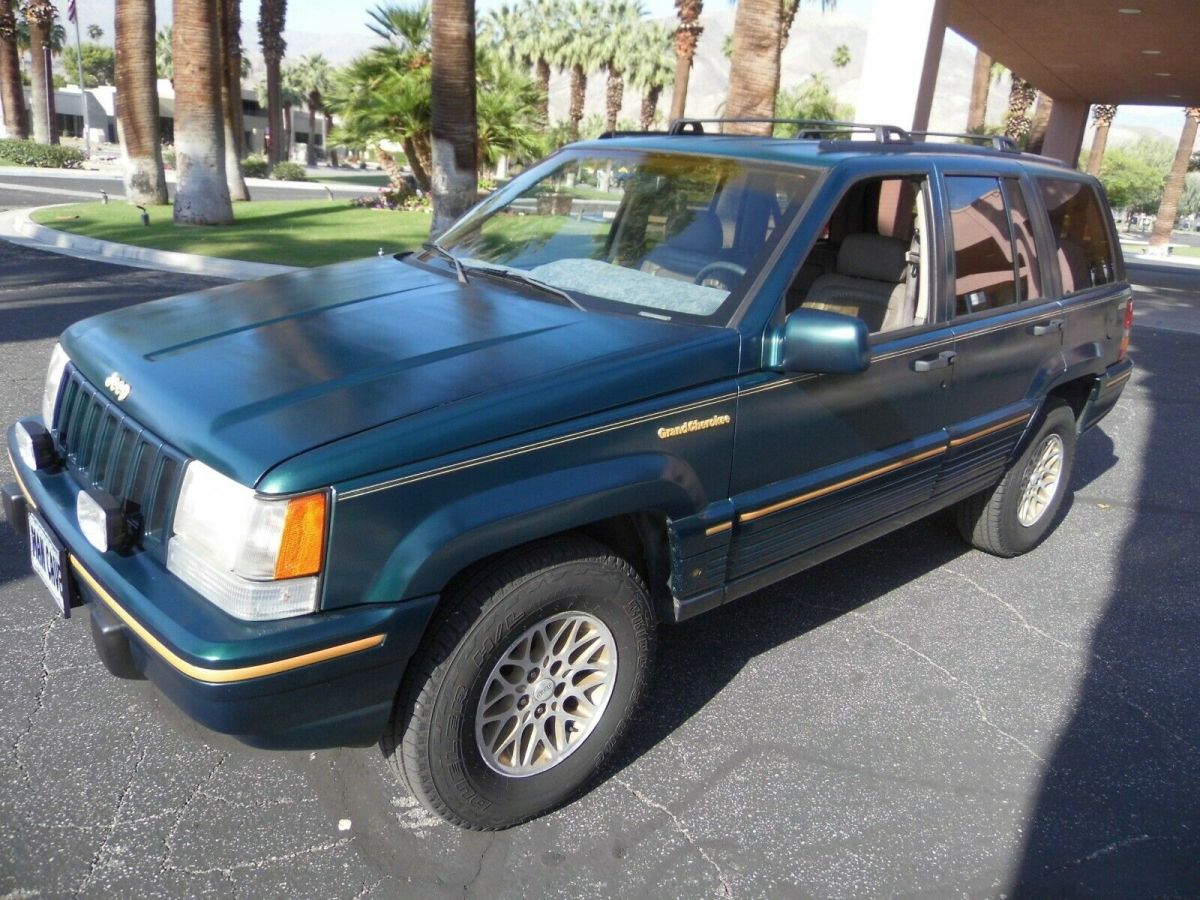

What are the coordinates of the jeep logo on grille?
(104, 372, 132, 401)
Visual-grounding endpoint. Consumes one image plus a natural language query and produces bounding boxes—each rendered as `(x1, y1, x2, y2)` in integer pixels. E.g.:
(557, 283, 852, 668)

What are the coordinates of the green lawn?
(313, 172, 392, 188)
(32, 200, 432, 267)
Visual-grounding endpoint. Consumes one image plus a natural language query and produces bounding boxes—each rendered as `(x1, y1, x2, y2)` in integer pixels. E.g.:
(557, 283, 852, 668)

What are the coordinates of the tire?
(955, 400, 1077, 558)
(381, 536, 656, 829)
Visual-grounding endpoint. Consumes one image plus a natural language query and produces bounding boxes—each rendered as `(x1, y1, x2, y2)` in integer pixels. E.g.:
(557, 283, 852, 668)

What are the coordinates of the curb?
(0, 205, 300, 281)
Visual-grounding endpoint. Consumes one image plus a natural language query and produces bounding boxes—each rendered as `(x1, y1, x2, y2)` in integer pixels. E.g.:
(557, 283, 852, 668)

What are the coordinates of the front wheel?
(955, 400, 1077, 557)
(382, 537, 655, 829)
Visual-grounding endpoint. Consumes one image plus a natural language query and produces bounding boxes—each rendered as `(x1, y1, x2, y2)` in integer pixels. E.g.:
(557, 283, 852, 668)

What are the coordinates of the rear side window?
(1036, 178, 1117, 295)
(946, 176, 1017, 315)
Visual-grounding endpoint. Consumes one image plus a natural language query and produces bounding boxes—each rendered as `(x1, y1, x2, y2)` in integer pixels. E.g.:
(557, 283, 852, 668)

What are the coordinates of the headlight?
(166, 461, 328, 620)
(42, 343, 70, 427)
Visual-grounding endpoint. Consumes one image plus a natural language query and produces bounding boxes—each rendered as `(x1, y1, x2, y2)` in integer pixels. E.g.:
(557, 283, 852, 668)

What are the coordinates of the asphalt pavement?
(1, 239, 1198, 898)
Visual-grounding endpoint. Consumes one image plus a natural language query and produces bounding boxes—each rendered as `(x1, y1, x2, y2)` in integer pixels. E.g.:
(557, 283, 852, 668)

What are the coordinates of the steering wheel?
(693, 261, 747, 290)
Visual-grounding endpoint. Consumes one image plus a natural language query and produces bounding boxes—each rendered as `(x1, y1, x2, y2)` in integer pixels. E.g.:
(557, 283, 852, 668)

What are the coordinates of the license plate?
(28, 512, 72, 617)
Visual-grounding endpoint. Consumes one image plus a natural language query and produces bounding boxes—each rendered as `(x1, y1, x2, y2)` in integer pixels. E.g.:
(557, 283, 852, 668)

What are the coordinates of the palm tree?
(155, 25, 172, 80)
(1086, 104, 1118, 177)
(525, 0, 560, 119)
(1026, 93, 1053, 153)
(553, 0, 601, 141)
(1004, 75, 1038, 141)
(294, 53, 333, 165)
(258, 0, 287, 167)
(430, 0, 476, 234)
(114, 0, 167, 205)
(966, 48, 992, 132)
(217, 0, 248, 199)
(668, 0, 701, 121)
(597, 0, 645, 133)
(173, 0, 233, 225)
(723, 0, 781, 134)
(23, 0, 59, 144)
(86, 23, 102, 39)
(627, 22, 672, 130)
(1, 0, 29, 138)
(1148, 107, 1200, 255)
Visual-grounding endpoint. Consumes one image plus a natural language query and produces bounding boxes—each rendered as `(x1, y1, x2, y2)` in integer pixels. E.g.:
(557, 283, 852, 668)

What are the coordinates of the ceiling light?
(1168, 94, 1182, 99)
(1141, 49, 1162, 55)
(1118, 7, 1141, 13)
(1156, 72, 1172, 77)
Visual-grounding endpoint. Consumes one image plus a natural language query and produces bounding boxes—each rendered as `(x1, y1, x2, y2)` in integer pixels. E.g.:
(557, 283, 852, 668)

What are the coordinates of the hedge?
(0, 139, 85, 169)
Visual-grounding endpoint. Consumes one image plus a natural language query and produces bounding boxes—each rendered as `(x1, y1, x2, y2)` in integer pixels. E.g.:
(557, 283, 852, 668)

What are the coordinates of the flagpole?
(68, 0, 90, 157)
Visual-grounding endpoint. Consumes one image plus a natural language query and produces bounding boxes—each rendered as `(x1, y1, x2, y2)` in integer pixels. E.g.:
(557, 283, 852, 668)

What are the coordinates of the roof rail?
(597, 129, 671, 139)
(908, 130, 1021, 152)
(668, 117, 911, 142)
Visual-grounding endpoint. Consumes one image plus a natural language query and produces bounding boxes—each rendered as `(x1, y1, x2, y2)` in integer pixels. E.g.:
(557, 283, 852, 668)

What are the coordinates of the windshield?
(435, 150, 820, 324)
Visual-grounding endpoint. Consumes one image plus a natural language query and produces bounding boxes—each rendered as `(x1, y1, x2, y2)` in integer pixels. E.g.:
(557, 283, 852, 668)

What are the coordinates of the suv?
(3, 120, 1134, 829)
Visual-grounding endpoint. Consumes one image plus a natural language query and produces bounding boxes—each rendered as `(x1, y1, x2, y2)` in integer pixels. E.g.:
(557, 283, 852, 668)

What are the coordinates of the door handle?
(1028, 318, 1064, 336)
(911, 350, 956, 372)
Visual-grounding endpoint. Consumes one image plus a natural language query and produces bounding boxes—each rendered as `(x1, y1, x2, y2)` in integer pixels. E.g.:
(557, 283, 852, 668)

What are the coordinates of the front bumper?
(5, 425, 437, 749)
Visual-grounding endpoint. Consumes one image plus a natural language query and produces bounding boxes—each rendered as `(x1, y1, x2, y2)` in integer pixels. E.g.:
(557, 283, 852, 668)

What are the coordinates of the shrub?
(269, 161, 309, 182)
(161, 144, 176, 169)
(241, 153, 269, 178)
(0, 139, 85, 169)
(349, 183, 431, 212)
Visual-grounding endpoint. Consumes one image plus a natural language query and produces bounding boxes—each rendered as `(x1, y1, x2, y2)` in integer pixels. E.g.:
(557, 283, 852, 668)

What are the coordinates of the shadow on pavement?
(1013, 328, 1200, 894)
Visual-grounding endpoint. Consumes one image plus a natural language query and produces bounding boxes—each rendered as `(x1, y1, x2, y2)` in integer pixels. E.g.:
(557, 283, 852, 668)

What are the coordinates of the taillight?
(1118, 297, 1134, 360)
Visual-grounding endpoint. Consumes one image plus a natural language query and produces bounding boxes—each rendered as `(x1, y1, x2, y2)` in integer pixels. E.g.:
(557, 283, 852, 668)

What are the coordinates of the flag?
(66, 0, 77, 23)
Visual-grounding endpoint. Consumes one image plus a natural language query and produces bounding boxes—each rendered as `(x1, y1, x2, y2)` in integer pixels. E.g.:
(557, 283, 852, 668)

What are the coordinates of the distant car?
(5, 119, 1134, 829)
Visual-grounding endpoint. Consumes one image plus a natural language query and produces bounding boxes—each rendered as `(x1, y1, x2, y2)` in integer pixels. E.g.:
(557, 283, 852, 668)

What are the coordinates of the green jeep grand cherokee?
(3, 121, 1134, 828)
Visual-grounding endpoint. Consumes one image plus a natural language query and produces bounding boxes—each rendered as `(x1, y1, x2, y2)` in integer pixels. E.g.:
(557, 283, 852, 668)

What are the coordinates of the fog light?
(77, 489, 128, 553)
(15, 420, 58, 471)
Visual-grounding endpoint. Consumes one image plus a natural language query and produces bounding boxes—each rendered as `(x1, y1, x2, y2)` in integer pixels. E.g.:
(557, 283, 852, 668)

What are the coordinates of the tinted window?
(1005, 178, 1043, 302)
(1036, 178, 1117, 295)
(947, 176, 1017, 315)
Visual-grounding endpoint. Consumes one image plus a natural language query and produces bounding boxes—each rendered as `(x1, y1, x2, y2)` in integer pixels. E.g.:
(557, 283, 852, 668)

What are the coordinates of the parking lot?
(1, 240, 1198, 898)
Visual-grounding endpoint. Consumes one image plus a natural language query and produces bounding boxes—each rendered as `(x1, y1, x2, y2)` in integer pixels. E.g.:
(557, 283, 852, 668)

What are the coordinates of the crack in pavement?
(616, 777, 734, 899)
(943, 568, 1199, 755)
(11, 616, 58, 784)
(171, 838, 355, 879)
(74, 741, 149, 897)
(462, 831, 497, 899)
(157, 749, 229, 875)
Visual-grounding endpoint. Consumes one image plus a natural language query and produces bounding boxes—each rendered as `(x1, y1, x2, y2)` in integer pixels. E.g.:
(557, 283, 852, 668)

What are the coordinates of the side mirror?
(774, 307, 870, 374)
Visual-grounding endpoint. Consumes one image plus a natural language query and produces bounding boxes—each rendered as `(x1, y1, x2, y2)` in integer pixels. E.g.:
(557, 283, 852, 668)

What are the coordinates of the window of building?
(1036, 177, 1118, 295)
(946, 175, 1017, 315)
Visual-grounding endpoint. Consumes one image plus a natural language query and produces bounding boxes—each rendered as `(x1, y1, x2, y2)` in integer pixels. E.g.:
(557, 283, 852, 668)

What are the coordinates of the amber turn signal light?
(274, 492, 328, 579)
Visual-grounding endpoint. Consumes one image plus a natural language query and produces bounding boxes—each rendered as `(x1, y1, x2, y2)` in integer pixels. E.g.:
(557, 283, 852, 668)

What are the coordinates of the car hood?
(62, 256, 739, 489)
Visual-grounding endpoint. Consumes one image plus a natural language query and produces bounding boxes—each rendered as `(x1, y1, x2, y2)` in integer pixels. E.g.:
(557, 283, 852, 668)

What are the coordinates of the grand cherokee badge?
(104, 372, 132, 401)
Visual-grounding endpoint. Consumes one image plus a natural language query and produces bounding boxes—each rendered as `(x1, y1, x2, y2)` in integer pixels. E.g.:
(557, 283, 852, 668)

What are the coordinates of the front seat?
(642, 210, 726, 282)
(804, 233, 909, 333)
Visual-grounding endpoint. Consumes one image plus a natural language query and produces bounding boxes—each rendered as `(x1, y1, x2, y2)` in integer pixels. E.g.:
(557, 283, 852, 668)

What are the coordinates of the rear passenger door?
(937, 171, 1064, 501)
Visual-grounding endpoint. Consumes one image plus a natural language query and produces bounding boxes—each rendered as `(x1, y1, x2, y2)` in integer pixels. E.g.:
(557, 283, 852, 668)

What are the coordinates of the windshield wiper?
(421, 241, 469, 284)
(473, 266, 586, 311)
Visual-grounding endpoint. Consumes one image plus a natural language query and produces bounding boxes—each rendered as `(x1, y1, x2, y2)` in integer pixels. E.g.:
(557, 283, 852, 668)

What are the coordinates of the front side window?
(946, 175, 1017, 316)
(435, 151, 819, 324)
(1036, 177, 1118, 295)
(1005, 178, 1044, 302)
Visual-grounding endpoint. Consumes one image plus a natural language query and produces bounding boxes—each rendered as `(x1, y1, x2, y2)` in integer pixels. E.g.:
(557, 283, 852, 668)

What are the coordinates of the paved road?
(2, 240, 1198, 898)
(0, 169, 370, 211)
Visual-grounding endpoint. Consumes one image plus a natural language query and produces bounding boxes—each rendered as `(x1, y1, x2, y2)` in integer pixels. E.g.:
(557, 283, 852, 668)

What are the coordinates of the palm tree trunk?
(668, 0, 701, 122)
(604, 67, 623, 132)
(1004, 75, 1037, 142)
(967, 49, 992, 132)
(430, 0, 477, 234)
(173, 0, 234, 225)
(535, 56, 550, 120)
(640, 85, 661, 130)
(1086, 104, 1117, 177)
(398, 138, 431, 193)
(282, 102, 292, 157)
(724, 0, 781, 135)
(258, 0, 287, 167)
(25, 1, 59, 144)
(115, 0, 168, 205)
(306, 102, 317, 165)
(217, 0, 249, 199)
(325, 111, 337, 165)
(569, 63, 586, 140)
(1148, 108, 1200, 255)
(225, 0, 245, 157)
(0, 2, 29, 138)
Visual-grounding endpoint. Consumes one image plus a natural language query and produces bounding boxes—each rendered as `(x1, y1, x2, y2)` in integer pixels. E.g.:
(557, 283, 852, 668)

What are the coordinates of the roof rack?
(597, 129, 671, 139)
(908, 130, 1021, 152)
(667, 117, 912, 142)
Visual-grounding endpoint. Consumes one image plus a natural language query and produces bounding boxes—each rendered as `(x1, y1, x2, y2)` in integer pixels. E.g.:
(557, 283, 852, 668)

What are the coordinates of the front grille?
(53, 365, 186, 552)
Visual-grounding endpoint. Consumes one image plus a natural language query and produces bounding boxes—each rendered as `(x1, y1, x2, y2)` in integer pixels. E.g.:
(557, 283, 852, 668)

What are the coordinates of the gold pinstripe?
(948, 413, 1031, 448)
(1102, 370, 1132, 392)
(8, 450, 37, 511)
(704, 521, 733, 537)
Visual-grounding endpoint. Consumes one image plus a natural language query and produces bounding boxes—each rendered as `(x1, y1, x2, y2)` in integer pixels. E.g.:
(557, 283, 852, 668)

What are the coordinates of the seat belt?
(903, 228, 921, 326)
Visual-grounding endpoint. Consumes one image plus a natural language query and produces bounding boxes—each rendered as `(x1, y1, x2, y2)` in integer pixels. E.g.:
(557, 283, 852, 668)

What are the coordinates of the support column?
(1041, 99, 1089, 168)
(854, 0, 946, 133)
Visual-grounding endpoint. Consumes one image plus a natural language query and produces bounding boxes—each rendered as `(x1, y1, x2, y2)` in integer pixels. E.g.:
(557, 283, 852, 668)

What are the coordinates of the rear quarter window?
(1036, 177, 1118, 295)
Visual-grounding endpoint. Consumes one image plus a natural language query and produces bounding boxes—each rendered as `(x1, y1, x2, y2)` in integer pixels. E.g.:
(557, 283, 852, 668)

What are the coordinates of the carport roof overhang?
(947, 0, 1200, 107)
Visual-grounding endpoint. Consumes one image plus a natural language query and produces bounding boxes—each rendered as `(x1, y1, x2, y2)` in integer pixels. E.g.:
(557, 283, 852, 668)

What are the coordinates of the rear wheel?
(382, 537, 655, 829)
(956, 401, 1076, 557)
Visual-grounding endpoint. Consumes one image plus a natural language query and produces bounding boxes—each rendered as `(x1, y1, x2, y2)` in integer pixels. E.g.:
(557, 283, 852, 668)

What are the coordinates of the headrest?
(670, 211, 723, 251)
(836, 233, 908, 284)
